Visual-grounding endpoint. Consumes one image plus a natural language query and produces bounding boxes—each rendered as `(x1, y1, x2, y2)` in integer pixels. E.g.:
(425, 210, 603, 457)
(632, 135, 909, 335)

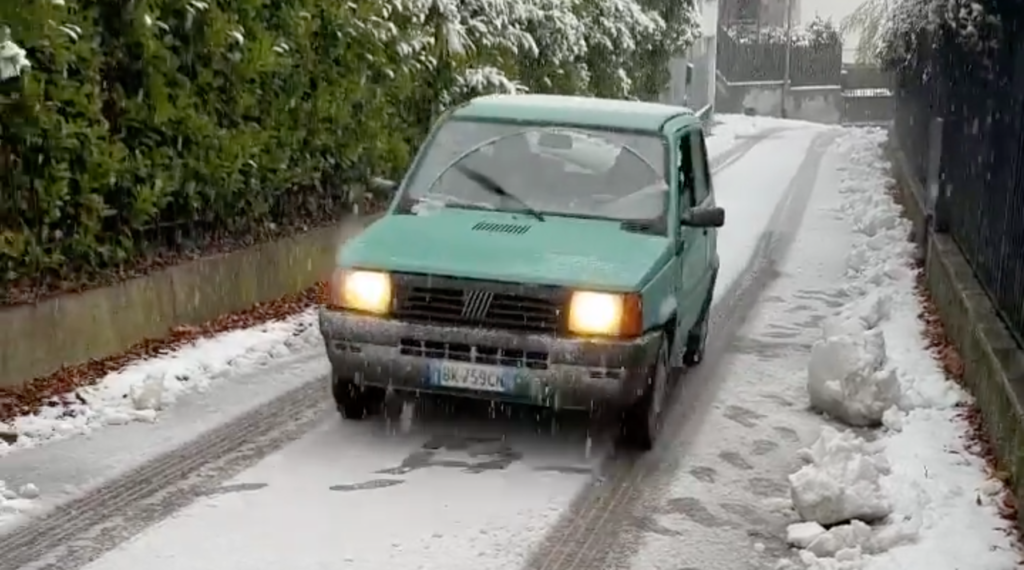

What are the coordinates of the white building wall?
(659, 0, 719, 113)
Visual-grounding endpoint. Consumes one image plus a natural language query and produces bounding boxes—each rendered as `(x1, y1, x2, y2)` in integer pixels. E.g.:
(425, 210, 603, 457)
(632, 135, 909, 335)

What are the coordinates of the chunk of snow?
(820, 292, 891, 339)
(0, 479, 40, 527)
(17, 483, 39, 499)
(807, 328, 900, 427)
(787, 521, 828, 549)
(789, 426, 892, 526)
(797, 546, 865, 570)
(803, 520, 873, 558)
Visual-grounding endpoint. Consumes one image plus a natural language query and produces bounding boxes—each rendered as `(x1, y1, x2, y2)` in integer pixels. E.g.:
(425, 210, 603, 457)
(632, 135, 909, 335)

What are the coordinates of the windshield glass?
(401, 119, 668, 221)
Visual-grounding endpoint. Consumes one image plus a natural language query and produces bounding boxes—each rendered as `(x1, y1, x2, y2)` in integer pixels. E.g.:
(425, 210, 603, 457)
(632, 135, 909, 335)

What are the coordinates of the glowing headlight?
(568, 291, 626, 336)
(335, 270, 392, 315)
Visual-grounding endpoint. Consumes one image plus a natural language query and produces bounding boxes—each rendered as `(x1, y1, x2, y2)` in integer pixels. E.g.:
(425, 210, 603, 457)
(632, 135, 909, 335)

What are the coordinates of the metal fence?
(717, 26, 842, 86)
(892, 22, 1024, 347)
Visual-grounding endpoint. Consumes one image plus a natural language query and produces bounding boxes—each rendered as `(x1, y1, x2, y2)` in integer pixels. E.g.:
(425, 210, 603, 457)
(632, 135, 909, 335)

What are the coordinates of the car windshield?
(401, 119, 668, 221)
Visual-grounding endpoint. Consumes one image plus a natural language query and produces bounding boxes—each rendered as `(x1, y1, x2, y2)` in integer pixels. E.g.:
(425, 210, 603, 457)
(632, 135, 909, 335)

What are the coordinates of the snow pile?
(0, 310, 319, 457)
(805, 132, 914, 428)
(784, 127, 1019, 570)
(789, 426, 891, 526)
(0, 480, 40, 527)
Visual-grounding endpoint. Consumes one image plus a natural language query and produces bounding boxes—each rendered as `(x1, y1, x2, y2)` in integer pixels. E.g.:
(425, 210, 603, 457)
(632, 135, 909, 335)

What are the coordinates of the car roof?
(451, 94, 697, 134)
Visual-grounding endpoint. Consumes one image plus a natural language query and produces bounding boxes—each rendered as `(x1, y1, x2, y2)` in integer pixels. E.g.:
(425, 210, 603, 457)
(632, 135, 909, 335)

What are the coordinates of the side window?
(677, 131, 696, 208)
(690, 130, 711, 204)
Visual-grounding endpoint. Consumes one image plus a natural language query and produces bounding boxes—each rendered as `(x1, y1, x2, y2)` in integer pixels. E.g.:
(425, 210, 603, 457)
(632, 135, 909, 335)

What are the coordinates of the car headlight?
(331, 269, 392, 315)
(567, 291, 642, 337)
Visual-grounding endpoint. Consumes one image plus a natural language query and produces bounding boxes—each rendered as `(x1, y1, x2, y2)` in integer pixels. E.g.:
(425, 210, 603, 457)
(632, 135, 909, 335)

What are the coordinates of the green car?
(319, 94, 723, 449)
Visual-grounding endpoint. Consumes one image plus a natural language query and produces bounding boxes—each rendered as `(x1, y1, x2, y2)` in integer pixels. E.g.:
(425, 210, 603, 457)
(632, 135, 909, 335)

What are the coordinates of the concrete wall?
(718, 80, 843, 123)
(840, 65, 894, 125)
(662, 0, 718, 112)
(889, 138, 1024, 533)
(0, 215, 380, 389)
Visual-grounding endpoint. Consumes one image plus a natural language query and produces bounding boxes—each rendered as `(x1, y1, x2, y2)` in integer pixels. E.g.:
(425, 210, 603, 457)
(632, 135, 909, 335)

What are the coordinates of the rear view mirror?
(681, 206, 725, 228)
(537, 132, 574, 150)
(369, 177, 398, 195)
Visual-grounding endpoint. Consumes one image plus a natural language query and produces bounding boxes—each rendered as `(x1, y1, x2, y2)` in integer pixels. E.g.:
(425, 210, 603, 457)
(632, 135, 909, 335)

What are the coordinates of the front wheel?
(331, 371, 385, 420)
(620, 334, 669, 451)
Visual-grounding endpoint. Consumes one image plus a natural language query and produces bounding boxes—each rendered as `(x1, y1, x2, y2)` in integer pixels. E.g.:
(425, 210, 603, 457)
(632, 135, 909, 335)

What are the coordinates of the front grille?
(399, 338, 549, 370)
(392, 276, 564, 333)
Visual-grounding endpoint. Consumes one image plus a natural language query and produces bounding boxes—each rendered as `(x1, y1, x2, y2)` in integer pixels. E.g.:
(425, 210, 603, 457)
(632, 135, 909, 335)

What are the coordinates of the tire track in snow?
(521, 129, 840, 570)
(0, 126, 794, 570)
(0, 380, 332, 570)
(708, 128, 787, 173)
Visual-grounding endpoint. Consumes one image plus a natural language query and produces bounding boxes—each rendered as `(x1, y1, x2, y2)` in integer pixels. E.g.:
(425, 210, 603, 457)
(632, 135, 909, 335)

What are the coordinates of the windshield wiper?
(453, 164, 545, 222)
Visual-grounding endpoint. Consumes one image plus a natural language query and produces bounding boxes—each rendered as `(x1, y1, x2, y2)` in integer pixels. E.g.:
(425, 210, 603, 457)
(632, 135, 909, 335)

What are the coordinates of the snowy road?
(0, 121, 862, 570)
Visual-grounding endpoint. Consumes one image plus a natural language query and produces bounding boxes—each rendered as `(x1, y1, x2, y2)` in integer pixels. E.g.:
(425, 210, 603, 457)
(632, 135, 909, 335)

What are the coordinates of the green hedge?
(0, 0, 697, 291)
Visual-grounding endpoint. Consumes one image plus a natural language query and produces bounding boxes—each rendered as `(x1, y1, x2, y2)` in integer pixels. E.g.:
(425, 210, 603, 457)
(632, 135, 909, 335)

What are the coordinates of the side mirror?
(369, 177, 398, 195)
(681, 206, 725, 228)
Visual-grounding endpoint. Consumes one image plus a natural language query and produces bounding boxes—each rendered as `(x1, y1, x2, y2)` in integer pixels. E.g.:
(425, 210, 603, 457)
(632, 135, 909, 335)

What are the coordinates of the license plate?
(428, 361, 515, 393)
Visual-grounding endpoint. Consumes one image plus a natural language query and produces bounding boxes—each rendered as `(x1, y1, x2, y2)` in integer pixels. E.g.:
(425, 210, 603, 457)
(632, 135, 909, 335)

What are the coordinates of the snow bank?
(0, 310, 319, 457)
(784, 127, 1020, 569)
(805, 164, 907, 427)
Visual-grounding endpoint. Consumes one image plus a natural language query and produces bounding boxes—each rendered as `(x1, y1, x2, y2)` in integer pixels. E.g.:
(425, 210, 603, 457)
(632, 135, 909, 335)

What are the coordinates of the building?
(660, 0, 718, 113)
(719, 0, 801, 27)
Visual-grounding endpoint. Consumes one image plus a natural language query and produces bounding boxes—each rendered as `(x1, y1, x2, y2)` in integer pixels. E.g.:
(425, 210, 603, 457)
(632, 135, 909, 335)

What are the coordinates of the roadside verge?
(889, 139, 1024, 533)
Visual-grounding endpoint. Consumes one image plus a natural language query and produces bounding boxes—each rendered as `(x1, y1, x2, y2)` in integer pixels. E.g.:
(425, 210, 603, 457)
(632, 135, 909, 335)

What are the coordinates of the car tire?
(620, 334, 669, 451)
(683, 293, 712, 368)
(331, 371, 385, 420)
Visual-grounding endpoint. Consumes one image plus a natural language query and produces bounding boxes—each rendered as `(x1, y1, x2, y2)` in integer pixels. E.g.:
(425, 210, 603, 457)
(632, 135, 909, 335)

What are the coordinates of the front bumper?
(318, 308, 661, 410)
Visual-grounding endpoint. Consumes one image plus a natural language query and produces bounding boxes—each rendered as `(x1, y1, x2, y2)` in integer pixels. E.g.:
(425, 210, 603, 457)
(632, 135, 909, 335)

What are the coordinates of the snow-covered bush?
(843, 0, 1001, 69)
(722, 17, 841, 48)
(0, 0, 699, 291)
(804, 16, 840, 48)
(0, 27, 30, 81)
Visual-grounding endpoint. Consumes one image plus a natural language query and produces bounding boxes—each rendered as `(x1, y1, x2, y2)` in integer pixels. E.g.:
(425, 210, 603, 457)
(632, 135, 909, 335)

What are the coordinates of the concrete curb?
(0, 214, 382, 389)
(888, 136, 1024, 532)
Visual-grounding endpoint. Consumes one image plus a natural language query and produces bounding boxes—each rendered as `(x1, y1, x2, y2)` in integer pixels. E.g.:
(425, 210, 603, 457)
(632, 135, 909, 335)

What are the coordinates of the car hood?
(339, 209, 671, 291)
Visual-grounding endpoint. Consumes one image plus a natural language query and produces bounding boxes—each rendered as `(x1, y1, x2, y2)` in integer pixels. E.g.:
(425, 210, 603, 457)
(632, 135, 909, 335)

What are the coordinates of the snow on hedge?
(846, 0, 1001, 67)
(723, 17, 841, 47)
(3, 0, 697, 101)
(0, 27, 30, 81)
(382, 0, 698, 100)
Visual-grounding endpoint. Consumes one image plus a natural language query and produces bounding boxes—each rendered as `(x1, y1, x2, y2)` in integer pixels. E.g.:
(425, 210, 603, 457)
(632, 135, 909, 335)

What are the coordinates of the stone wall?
(717, 79, 842, 124)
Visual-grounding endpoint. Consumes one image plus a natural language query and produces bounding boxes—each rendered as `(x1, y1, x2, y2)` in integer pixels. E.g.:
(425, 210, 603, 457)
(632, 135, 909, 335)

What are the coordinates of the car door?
(689, 128, 715, 301)
(673, 126, 705, 336)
